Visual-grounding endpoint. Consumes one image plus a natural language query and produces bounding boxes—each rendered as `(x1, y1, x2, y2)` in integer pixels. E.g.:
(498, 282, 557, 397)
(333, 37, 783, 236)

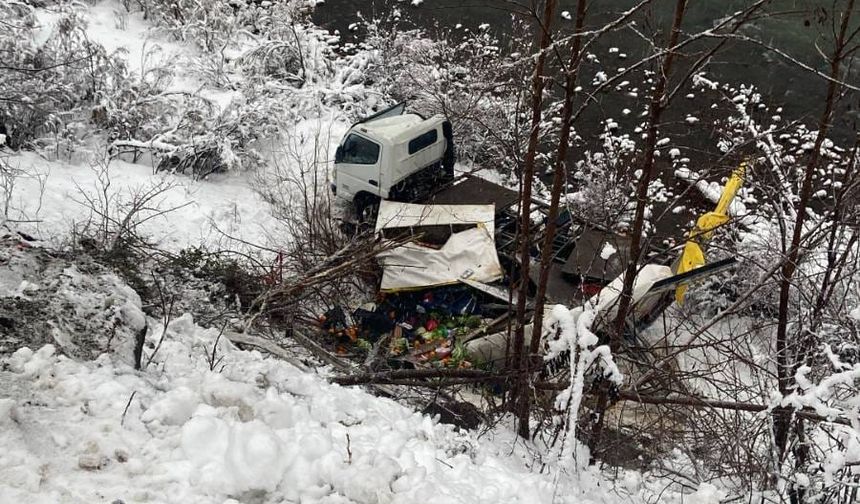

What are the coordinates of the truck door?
(335, 133, 383, 200)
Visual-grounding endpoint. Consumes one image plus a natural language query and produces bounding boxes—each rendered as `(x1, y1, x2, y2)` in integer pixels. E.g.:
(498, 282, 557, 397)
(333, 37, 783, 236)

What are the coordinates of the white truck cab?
(333, 103, 455, 220)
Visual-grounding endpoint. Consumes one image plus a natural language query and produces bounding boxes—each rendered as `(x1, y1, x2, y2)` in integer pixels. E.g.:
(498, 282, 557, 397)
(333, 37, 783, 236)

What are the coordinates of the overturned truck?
(329, 103, 742, 379)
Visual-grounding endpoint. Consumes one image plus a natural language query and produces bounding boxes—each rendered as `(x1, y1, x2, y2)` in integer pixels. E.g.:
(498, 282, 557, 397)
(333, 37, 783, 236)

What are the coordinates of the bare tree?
(511, 0, 559, 439)
(773, 0, 856, 468)
(516, 0, 589, 440)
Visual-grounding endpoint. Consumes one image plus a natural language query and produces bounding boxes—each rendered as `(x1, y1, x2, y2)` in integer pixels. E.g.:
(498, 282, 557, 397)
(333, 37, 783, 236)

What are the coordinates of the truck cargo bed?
(424, 175, 520, 211)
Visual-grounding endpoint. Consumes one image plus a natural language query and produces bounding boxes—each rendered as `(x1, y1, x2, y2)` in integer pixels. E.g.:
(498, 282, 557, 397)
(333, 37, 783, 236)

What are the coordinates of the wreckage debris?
(319, 285, 507, 369)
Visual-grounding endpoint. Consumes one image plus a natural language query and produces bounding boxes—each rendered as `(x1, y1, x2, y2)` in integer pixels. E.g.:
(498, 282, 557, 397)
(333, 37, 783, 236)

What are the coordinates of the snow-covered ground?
(0, 260, 720, 503)
(2, 309, 581, 503)
(0, 248, 672, 503)
(8, 327, 520, 502)
(3, 0, 339, 254)
(4, 150, 290, 252)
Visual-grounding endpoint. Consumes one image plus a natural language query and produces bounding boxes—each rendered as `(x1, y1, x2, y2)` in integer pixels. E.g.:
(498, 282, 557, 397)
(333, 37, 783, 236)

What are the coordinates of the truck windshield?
(341, 134, 380, 165)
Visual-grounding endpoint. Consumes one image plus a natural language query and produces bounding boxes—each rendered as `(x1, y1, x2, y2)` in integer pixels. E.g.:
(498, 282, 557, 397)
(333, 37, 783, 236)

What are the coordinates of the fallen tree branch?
(225, 331, 309, 372)
(331, 366, 852, 426)
(290, 329, 352, 372)
(242, 234, 413, 329)
(460, 313, 511, 344)
(332, 368, 508, 386)
(336, 377, 501, 388)
(290, 329, 403, 398)
(534, 383, 851, 426)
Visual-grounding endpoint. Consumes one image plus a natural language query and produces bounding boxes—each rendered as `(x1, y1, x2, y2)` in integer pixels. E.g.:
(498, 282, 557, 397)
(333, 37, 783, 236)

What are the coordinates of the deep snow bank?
(0, 235, 145, 363)
(0, 245, 645, 503)
(0, 306, 601, 503)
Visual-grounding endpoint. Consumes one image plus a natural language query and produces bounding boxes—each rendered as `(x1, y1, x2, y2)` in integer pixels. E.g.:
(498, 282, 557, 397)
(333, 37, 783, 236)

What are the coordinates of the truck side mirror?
(335, 145, 344, 163)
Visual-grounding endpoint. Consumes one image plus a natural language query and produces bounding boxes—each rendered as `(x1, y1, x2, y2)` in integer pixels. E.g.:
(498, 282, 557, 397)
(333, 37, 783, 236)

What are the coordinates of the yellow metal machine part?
(675, 161, 748, 304)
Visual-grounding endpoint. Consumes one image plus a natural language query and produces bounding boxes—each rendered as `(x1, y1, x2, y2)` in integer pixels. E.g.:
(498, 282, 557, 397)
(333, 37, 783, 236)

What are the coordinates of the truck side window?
(342, 134, 380, 165)
(408, 130, 438, 155)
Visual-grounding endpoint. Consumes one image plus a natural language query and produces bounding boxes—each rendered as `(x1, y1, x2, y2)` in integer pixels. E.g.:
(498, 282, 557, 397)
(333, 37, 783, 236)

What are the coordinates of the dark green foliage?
(168, 248, 264, 309)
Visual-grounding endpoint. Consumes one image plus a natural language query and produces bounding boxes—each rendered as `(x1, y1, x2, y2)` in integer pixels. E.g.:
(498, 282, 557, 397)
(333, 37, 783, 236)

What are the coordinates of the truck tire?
(354, 193, 380, 225)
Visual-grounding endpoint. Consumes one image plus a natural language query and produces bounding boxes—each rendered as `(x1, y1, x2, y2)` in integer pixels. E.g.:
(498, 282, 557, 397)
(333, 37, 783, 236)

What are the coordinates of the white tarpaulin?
(589, 264, 673, 330)
(375, 201, 503, 291)
(375, 201, 495, 235)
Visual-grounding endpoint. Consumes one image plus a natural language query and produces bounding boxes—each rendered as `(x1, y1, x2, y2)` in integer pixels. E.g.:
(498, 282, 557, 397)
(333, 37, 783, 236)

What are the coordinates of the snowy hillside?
(0, 2, 710, 502)
(0, 236, 700, 504)
(0, 309, 568, 503)
(4, 151, 289, 252)
(1, 0, 357, 254)
(0, 2, 618, 502)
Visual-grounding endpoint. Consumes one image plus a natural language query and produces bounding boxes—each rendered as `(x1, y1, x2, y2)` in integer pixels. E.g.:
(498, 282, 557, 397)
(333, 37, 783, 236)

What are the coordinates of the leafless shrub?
(205, 321, 228, 372)
(0, 145, 49, 230)
(0, 149, 20, 223)
(144, 273, 177, 368)
(68, 153, 191, 293)
(245, 127, 380, 327)
(72, 156, 189, 253)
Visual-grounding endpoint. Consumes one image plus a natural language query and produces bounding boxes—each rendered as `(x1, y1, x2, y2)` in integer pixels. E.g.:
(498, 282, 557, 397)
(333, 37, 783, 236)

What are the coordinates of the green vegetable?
(447, 341, 469, 368)
(392, 338, 409, 354)
(464, 315, 482, 328)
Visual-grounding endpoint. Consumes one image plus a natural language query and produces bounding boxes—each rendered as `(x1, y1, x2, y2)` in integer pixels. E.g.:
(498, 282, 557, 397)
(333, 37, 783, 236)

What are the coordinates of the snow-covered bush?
(159, 96, 273, 176)
(543, 305, 623, 473)
(94, 51, 173, 146)
(566, 138, 637, 232)
(237, 1, 313, 87)
(0, 2, 126, 150)
(135, 0, 237, 51)
(106, 84, 289, 178)
(779, 345, 860, 501)
(101, 0, 324, 177)
(133, 0, 309, 54)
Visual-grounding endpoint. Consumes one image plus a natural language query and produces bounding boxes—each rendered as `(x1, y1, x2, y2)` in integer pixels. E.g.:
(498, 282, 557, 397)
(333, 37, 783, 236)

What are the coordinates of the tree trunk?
(515, 0, 589, 440)
(591, 0, 688, 454)
(511, 0, 558, 439)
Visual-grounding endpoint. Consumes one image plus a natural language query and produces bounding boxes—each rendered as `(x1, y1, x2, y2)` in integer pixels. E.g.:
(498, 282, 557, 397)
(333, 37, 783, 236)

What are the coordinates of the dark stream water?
(313, 0, 859, 243)
(313, 0, 859, 138)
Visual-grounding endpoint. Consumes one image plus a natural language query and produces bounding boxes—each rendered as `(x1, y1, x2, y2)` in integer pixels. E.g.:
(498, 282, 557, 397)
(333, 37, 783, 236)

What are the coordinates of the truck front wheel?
(354, 194, 380, 225)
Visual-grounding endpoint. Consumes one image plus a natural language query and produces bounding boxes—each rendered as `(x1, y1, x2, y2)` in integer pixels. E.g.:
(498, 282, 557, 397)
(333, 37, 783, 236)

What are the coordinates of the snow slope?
(4, 150, 289, 253)
(0, 237, 715, 503)
(0, 308, 628, 504)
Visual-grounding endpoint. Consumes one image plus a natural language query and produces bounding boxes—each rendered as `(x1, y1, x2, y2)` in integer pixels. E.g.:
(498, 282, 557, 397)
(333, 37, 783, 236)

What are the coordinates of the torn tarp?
(375, 201, 504, 291)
